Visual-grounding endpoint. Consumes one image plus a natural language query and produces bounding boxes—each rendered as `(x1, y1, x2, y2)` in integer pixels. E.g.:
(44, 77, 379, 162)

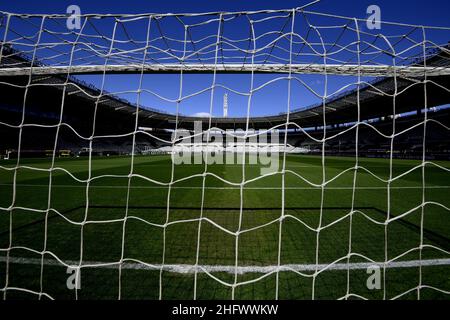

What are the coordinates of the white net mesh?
(0, 6, 449, 300)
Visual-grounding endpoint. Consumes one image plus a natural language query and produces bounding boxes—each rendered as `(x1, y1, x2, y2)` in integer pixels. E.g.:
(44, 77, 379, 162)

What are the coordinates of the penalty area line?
(1, 256, 450, 274)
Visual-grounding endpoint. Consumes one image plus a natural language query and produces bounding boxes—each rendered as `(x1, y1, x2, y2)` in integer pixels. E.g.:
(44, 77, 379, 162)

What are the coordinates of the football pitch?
(0, 154, 449, 300)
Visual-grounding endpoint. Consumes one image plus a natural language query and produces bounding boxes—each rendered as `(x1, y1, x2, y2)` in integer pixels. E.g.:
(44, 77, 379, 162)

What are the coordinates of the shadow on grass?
(2, 204, 449, 250)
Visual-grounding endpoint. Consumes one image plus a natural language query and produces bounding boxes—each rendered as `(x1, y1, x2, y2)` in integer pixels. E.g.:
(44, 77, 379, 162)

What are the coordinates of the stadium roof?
(0, 43, 449, 130)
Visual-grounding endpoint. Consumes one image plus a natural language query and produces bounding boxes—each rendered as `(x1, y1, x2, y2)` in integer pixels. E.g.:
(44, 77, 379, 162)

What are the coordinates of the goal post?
(1, 63, 450, 77)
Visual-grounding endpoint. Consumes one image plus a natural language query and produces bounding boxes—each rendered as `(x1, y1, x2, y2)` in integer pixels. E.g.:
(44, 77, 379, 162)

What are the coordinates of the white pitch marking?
(2, 256, 450, 274)
(0, 183, 449, 190)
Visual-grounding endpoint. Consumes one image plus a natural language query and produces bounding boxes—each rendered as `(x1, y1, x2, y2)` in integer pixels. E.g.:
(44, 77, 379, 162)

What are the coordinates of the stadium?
(0, 1, 449, 300)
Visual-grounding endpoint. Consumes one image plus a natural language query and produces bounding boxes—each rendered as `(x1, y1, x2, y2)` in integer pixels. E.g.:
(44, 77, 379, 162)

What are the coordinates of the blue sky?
(1, 0, 449, 117)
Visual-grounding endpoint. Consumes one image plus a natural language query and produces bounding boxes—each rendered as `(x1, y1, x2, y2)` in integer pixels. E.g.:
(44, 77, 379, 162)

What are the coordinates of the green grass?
(0, 154, 449, 300)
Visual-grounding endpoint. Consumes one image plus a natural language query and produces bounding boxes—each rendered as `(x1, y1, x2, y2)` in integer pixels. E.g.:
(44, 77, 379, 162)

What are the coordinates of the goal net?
(0, 4, 449, 300)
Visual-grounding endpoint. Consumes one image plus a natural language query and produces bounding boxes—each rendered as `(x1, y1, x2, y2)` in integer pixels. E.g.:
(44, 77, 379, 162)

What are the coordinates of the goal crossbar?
(1, 63, 449, 77)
